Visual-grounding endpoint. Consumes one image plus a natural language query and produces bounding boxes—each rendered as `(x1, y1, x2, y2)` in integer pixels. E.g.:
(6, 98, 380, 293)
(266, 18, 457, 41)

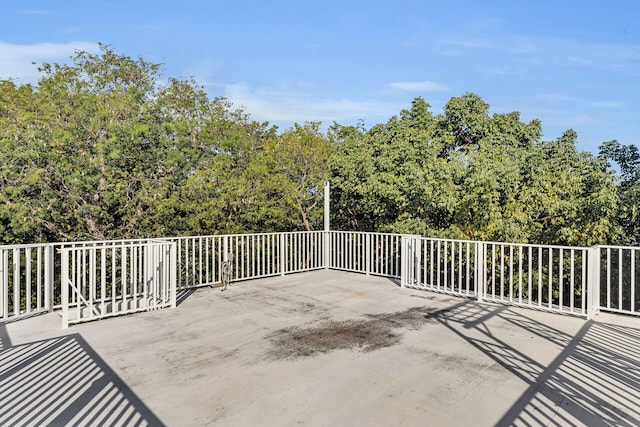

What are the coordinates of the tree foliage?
(599, 140, 640, 245)
(0, 45, 328, 242)
(0, 45, 635, 246)
(330, 94, 621, 246)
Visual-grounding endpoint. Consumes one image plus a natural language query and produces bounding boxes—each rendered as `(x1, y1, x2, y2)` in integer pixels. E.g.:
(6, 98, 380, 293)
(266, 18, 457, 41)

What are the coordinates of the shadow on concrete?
(428, 302, 640, 426)
(0, 327, 165, 426)
(0, 323, 10, 353)
(176, 288, 197, 306)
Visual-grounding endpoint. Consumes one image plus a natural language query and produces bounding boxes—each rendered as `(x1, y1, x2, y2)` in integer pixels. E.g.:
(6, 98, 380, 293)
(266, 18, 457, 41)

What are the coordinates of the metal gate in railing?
(61, 239, 176, 328)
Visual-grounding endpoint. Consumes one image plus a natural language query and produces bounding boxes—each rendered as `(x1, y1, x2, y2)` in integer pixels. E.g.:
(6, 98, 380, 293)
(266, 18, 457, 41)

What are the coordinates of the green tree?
(0, 45, 283, 242)
(599, 140, 640, 244)
(264, 122, 331, 231)
(329, 95, 620, 246)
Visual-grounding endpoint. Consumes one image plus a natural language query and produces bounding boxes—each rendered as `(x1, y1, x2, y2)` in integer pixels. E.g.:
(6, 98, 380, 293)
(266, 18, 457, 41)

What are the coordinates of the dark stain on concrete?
(267, 306, 439, 359)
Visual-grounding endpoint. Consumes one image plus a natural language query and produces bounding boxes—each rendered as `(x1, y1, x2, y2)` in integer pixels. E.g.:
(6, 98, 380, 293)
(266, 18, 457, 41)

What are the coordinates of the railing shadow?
(0, 323, 10, 353)
(0, 331, 165, 426)
(176, 288, 197, 306)
(426, 301, 640, 426)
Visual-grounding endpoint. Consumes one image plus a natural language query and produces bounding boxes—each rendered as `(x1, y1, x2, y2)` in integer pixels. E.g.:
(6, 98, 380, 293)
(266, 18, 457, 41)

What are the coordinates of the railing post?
(324, 231, 330, 270)
(415, 236, 422, 286)
(0, 249, 6, 318)
(365, 233, 371, 275)
(401, 235, 420, 288)
(476, 242, 484, 302)
(324, 181, 330, 269)
(280, 233, 287, 276)
(13, 248, 19, 317)
(47, 244, 57, 313)
(401, 236, 408, 288)
(587, 246, 601, 320)
(170, 242, 177, 309)
(61, 249, 69, 329)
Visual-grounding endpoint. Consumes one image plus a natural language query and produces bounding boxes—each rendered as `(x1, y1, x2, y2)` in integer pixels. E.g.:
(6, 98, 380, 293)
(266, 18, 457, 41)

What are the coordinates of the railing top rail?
(0, 242, 52, 250)
(165, 230, 324, 241)
(11, 230, 640, 253)
(416, 236, 481, 245)
(52, 237, 169, 248)
(329, 230, 407, 238)
(60, 239, 174, 250)
(478, 240, 590, 251)
(596, 244, 640, 251)
(414, 236, 591, 251)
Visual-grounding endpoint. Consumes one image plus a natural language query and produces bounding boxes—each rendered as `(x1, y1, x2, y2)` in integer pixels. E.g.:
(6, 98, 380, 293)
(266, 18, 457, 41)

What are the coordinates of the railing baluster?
(465, 242, 470, 294)
(618, 248, 623, 311)
(538, 247, 544, 306)
(570, 250, 575, 312)
(500, 245, 504, 300)
(548, 248, 553, 309)
(607, 247, 613, 309)
(528, 246, 532, 307)
(632, 249, 636, 313)
(436, 241, 441, 290)
(13, 249, 20, 316)
(518, 245, 523, 304)
(559, 248, 563, 311)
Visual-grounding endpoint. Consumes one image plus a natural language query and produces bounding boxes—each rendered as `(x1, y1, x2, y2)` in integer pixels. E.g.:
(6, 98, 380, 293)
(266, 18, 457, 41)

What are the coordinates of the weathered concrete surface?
(2, 270, 639, 426)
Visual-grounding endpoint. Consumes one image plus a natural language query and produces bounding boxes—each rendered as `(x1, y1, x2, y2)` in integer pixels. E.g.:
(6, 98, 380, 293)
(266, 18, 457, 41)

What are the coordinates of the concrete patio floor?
(1, 270, 639, 426)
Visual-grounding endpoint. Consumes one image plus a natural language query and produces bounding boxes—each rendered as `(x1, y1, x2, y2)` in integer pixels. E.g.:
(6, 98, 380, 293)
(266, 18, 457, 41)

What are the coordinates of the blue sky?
(2, 0, 639, 153)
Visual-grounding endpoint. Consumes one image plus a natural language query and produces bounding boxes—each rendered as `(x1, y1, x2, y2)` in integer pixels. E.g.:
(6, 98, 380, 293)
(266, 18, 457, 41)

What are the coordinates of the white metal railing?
(0, 243, 53, 320)
(598, 245, 640, 317)
(402, 236, 480, 298)
(3, 231, 640, 325)
(329, 231, 403, 278)
(61, 239, 176, 328)
(401, 236, 595, 317)
(481, 241, 590, 316)
(166, 231, 325, 289)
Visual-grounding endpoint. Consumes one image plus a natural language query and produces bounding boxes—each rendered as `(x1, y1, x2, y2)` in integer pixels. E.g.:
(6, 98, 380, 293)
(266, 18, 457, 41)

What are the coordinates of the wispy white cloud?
(181, 59, 221, 86)
(589, 100, 624, 109)
(221, 81, 397, 125)
(388, 80, 448, 92)
(542, 112, 593, 127)
(0, 41, 96, 83)
(537, 93, 580, 103)
(480, 66, 525, 76)
(537, 93, 624, 109)
(438, 36, 496, 52)
(437, 35, 640, 71)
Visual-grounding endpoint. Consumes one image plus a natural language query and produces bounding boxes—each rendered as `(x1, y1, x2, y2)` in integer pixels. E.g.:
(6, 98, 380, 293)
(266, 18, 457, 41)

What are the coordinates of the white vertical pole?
(324, 181, 330, 269)
(61, 249, 69, 329)
(476, 242, 484, 302)
(324, 181, 330, 232)
(25, 248, 31, 314)
(1, 250, 7, 318)
(587, 246, 601, 320)
(401, 236, 407, 288)
(415, 236, 422, 287)
(13, 249, 20, 317)
(365, 233, 371, 275)
(170, 242, 177, 308)
(280, 233, 287, 276)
